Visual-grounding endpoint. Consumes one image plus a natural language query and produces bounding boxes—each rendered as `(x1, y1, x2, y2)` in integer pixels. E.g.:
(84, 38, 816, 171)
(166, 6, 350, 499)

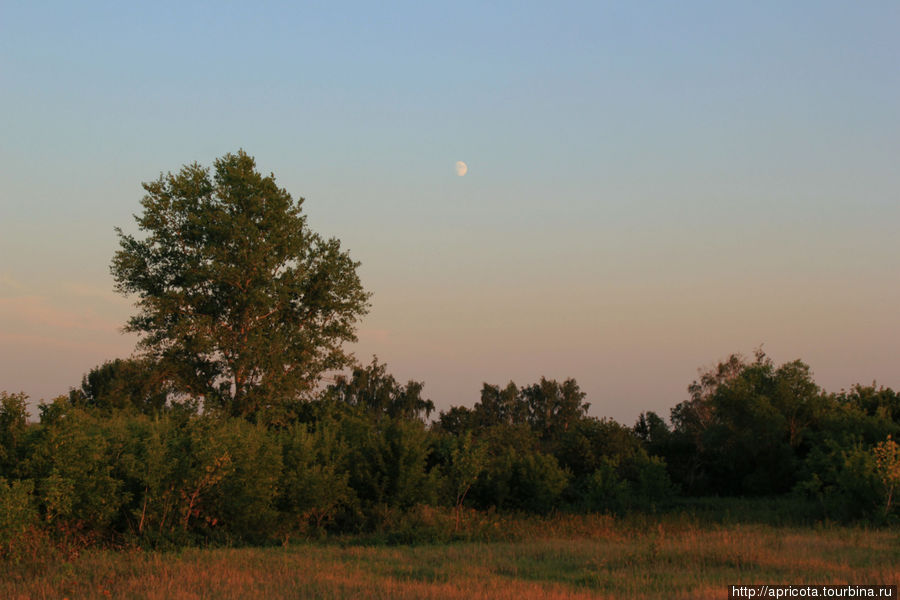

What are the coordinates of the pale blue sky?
(2, 2, 898, 422)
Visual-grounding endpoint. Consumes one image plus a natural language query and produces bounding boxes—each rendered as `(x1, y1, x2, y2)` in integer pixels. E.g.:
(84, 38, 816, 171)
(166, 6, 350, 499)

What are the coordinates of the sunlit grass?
(3, 516, 898, 599)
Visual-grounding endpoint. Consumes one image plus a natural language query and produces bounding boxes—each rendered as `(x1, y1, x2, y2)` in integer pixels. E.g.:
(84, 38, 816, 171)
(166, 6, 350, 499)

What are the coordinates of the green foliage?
(6, 334, 900, 554)
(0, 392, 29, 478)
(26, 405, 127, 532)
(471, 425, 569, 513)
(521, 378, 590, 444)
(576, 452, 675, 514)
(579, 458, 631, 513)
(559, 419, 674, 513)
(629, 454, 674, 509)
(325, 357, 434, 421)
(473, 382, 526, 428)
(0, 477, 38, 559)
(278, 421, 357, 534)
(68, 358, 170, 414)
(339, 415, 438, 516)
(15, 409, 283, 544)
(118, 412, 177, 539)
(843, 384, 900, 422)
(126, 415, 282, 543)
(663, 352, 819, 495)
(827, 385, 900, 444)
(446, 378, 590, 444)
(796, 440, 883, 521)
(441, 431, 486, 530)
(635, 352, 899, 522)
(504, 450, 570, 513)
(111, 150, 370, 421)
(203, 419, 283, 541)
(556, 418, 641, 479)
(433, 405, 477, 437)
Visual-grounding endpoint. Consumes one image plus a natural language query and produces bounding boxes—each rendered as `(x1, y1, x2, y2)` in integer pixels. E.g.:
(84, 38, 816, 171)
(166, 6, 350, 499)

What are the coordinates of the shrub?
(0, 392, 29, 478)
(279, 421, 357, 536)
(472, 445, 570, 513)
(796, 440, 883, 521)
(0, 477, 38, 560)
(27, 406, 127, 534)
(340, 415, 438, 516)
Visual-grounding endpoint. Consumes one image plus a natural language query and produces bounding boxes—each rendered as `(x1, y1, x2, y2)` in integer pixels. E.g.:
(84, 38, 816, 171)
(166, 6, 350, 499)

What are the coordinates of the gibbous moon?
(455, 161, 468, 176)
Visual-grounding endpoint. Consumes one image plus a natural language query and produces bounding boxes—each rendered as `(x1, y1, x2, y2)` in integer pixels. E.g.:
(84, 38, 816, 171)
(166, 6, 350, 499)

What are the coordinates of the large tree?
(111, 150, 370, 420)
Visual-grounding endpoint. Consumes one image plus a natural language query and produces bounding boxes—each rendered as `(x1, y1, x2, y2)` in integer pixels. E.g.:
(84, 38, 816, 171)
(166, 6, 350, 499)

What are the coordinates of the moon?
(455, 161, 468, 176)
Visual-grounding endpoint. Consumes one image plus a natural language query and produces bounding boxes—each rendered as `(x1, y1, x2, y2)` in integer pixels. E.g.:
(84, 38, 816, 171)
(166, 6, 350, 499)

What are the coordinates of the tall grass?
(4, 511, 897, 599)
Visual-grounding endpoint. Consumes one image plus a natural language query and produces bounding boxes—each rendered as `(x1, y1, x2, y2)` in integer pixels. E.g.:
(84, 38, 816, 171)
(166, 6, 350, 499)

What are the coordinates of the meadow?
(4, 512, 897, 600)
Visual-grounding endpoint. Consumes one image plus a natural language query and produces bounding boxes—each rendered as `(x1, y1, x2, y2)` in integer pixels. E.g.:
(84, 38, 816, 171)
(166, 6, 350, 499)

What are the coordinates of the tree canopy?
(325, 357, 434, 422)
(111, 151, 370, 421)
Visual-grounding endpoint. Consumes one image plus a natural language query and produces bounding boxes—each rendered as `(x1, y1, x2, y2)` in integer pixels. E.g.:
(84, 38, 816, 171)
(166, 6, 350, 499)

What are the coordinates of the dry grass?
(2, 518, 898, 599)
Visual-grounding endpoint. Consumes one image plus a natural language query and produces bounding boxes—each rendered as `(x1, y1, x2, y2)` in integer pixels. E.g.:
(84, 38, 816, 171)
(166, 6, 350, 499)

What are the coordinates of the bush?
(796, 441, 883, 522)
(0, 477, 38, 561)
(125, 415, 283, 544)
(26, 406, 127, 534)
(0, 392, 29, 478)
(205, 418, 283, 542)
(340, 415, 438, 517)
(278, 421, 357, 536)
(578, 459, 631, 513)
(472, 445, 569, 513)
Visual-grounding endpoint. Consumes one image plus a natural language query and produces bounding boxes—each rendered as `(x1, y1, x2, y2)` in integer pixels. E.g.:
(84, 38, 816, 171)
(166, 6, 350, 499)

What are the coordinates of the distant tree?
(474, 382, 526, 428)
(671, 353, 748, 447)
(664, 351, 830, 495)
(634, 411, 670, 448)
(556, 417, 641, 479)
(462, 378, 589, 442)
(840, 384, 900, 423)
(111, 151, 370, 421)
(521, 377, 589, 444)
(434, 406, 476, 437)
(325, 357, 434, 422)
(68, 358, 170, 414)
(770, 360, 826, 450)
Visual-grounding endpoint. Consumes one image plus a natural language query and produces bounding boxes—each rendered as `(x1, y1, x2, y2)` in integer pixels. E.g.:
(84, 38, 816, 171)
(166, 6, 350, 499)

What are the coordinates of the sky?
(1, 1, 898, 424)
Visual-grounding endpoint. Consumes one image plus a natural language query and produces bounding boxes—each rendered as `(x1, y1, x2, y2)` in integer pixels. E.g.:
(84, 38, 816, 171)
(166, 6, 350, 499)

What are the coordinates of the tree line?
(1, 151, 898, 555)
(1, 353, 898, 552)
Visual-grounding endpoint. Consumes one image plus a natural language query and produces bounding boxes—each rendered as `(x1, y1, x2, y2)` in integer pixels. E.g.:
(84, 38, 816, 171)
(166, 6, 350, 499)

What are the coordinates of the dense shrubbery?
(636, 351, 900, 523)
(0, 362, 672, 551)
(2, 352, 898, 555)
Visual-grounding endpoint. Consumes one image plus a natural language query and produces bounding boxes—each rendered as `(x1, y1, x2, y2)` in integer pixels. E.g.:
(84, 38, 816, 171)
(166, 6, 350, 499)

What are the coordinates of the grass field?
(3, 514, 898, 600)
